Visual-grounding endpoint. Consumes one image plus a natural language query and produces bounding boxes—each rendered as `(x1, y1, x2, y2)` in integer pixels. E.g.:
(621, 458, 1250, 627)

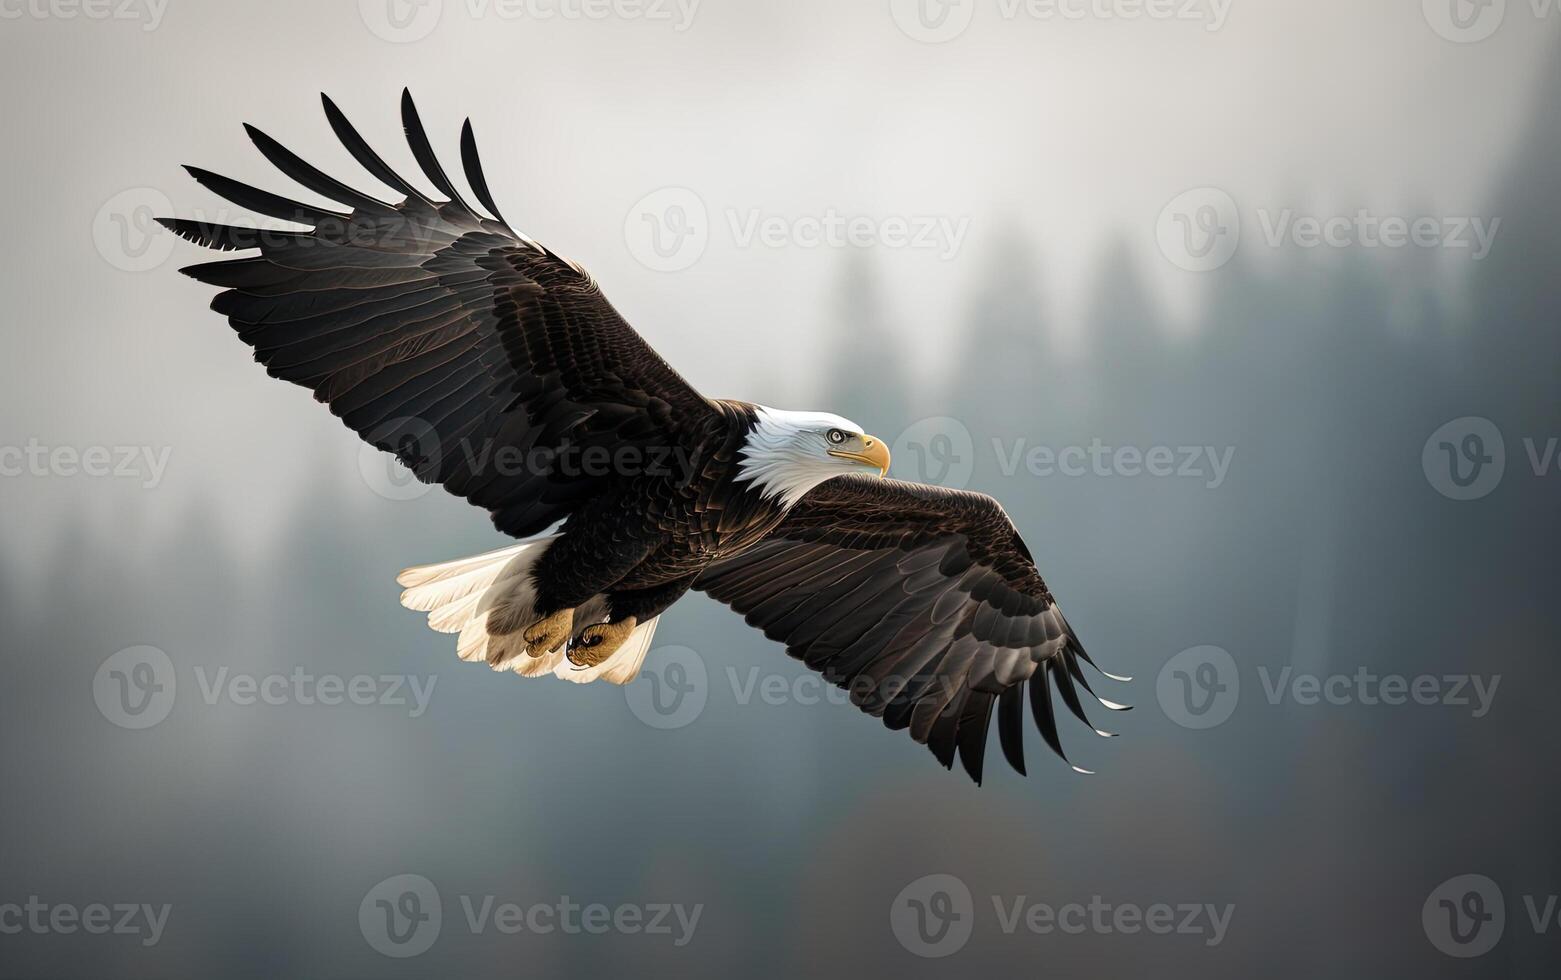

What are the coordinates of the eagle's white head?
(734, 406, 892, 508)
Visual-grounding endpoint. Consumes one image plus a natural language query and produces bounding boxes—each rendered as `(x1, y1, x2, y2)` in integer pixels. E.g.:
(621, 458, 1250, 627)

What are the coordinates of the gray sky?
(4, 9, 1561, 978)
(0, 0, 1553, 544)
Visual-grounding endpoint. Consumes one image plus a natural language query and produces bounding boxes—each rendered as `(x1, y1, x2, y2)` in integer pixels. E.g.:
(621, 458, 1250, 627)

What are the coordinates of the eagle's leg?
(522, 607, 574, 657)
(525, 530, 655, 660)
(567, 575, 699, 667)
(568, 617, 638, 667)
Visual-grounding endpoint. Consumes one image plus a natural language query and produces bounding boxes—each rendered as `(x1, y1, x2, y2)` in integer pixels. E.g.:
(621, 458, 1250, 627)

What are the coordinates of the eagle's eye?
(826, 428, 847, 445)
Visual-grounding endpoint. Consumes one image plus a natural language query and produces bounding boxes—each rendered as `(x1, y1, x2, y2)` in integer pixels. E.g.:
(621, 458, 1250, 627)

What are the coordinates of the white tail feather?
(399, 536, 555, 665)
(397, 540, 540, 590)
(398, 536, 657, 686)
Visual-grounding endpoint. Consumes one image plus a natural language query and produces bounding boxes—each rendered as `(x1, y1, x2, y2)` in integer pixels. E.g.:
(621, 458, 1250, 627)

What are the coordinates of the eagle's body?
(518, 400, 801, 638)
(160, 92, 1129, 783)
(527, 401, 773, 610)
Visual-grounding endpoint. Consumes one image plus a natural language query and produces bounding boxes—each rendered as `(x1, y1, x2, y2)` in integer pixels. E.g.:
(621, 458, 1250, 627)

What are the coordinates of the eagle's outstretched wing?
(694, 476, 1129, 783)
(161, 91, 715, 538)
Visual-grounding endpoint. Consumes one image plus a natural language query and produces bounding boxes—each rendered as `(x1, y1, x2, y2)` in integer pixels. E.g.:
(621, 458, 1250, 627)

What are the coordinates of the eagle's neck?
(733, 405, 853, 509)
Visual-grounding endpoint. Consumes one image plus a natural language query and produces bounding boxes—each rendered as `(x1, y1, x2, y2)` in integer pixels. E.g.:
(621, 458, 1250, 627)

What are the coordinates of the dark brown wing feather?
(160, 91, 716, 538)
(694, 476, 1129, 783)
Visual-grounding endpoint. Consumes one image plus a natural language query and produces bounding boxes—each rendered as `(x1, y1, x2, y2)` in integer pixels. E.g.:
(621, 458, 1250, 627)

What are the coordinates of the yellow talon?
(518, 607, 575, 660)
(567, 617, 639, 668)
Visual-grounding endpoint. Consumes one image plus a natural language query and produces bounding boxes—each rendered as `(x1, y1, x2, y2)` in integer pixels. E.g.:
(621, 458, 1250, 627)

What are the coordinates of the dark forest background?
(4, 49, 1560, 980)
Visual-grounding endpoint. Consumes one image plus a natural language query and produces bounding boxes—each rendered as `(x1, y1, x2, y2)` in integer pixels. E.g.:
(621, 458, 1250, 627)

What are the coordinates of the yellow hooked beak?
(828, 433, 891, 477)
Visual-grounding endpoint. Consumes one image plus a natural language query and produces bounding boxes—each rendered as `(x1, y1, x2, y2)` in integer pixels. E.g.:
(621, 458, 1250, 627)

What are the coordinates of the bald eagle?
(159, 92, 1129, 783)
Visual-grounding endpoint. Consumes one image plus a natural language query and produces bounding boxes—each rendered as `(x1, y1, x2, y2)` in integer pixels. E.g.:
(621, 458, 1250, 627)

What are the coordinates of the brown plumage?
(695, 478, 1129, 782)
(159, 91, 1129, 783)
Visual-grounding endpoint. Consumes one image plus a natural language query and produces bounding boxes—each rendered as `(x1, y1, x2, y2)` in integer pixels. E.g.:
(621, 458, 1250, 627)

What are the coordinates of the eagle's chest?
(622, 405, 794, 581)
(684, 480, 790, 557)
(629, 474, 789, 583)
